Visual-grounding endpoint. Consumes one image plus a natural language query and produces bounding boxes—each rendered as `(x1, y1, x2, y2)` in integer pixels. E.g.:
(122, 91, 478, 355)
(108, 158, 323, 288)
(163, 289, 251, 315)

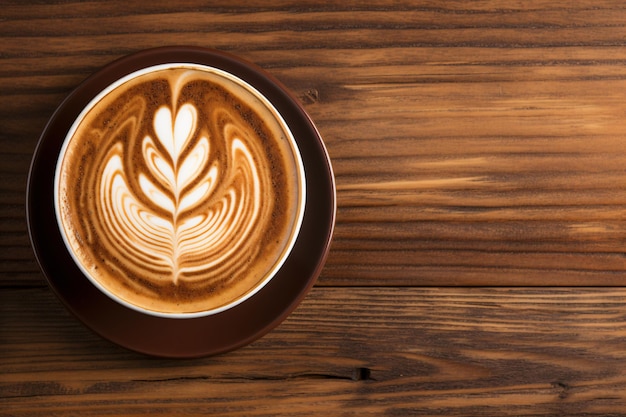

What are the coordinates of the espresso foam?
(56, 65, 304, 315)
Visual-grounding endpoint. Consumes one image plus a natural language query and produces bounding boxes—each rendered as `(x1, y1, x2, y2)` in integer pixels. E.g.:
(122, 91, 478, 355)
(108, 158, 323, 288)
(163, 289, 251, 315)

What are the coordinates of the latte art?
(56, 65, 304, 315)
(101, 103, 266, 285)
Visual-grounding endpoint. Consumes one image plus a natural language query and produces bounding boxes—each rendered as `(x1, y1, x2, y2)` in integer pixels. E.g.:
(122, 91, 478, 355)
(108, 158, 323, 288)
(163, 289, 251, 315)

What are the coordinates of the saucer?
(27, 46, 336, 358)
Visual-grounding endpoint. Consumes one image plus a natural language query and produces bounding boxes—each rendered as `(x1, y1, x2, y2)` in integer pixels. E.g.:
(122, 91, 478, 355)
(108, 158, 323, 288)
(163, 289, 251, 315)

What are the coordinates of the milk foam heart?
(55, 64, 305, 316)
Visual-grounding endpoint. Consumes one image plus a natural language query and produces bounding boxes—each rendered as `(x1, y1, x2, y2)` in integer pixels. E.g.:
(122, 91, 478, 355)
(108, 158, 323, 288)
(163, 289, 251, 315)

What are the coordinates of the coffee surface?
(57, 65, 302, 314)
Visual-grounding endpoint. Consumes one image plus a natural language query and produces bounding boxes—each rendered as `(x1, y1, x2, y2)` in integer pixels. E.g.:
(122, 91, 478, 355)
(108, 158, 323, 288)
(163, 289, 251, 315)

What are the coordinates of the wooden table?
(3, 1, 626, 415)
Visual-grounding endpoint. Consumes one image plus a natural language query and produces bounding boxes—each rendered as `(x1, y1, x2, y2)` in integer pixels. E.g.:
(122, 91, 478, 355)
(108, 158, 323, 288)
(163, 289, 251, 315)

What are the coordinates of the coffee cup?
(55, 62, 306, 318)
(27, 47, 335, 356)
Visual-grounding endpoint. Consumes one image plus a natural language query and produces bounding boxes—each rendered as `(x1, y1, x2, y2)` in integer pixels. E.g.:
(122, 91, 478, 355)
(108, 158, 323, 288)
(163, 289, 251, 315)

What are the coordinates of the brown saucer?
(26, 46, 336, 358)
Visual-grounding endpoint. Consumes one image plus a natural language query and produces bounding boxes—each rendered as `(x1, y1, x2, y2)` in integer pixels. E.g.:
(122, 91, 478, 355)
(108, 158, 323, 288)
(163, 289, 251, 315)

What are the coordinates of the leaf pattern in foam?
(100, 102, 260, 285)
(154, 104, 195, 166)
(144, 104, 213, 215)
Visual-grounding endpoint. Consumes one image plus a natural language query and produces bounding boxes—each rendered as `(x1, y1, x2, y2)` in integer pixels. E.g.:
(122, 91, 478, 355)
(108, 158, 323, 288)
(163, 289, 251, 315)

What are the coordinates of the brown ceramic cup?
(27, 46, 335, 357)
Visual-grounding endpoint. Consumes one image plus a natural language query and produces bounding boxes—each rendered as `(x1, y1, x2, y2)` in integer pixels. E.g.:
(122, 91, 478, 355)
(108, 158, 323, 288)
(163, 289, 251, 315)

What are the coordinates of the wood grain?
(3, 1, 626, 415)
(2, 287, 626, 416)
(4, 2, 626, 286)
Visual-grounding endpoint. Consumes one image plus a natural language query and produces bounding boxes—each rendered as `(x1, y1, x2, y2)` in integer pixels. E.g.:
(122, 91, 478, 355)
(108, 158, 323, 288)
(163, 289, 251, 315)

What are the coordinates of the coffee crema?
(55, 64, 305, 316)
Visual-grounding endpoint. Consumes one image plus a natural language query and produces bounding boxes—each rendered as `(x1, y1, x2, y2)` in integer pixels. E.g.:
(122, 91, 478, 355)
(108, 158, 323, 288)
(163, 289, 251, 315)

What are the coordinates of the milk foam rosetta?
(56, 65, 304, 315)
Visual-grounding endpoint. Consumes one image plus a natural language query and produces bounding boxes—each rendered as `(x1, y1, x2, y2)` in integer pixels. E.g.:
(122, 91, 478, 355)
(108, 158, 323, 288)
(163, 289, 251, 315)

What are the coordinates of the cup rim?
(27, 46, 336, 357)
(53, 62, 308, 319)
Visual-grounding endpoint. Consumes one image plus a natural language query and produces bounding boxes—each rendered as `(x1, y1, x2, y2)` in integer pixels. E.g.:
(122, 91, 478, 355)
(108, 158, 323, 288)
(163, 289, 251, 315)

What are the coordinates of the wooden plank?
(2, 287, 626, 416)
(4, 1, 626, 288)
